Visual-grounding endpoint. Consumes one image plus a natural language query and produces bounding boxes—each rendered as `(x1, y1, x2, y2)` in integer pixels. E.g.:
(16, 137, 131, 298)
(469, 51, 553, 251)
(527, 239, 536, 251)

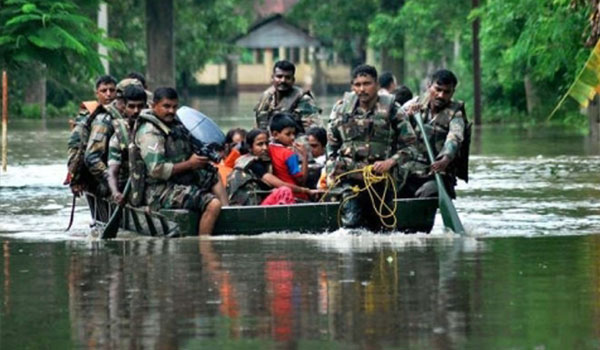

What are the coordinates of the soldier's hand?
(431, 155, 450, 173)
(188, 154, 209, 169)
(406, 104, 420, 116)
(112, 192, 125, 205)
(372, 159, 396, 174)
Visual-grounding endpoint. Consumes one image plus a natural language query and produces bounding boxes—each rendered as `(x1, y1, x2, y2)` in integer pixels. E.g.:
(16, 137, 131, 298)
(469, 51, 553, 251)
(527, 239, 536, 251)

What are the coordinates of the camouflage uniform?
(84, 102, 123, 196)
(107, 118, 132, 191)
(254, 86, 322, 133)
(226, 154, 272, 206)
(400, 96, 467, 198)
(326, 92, 417, 230)
(134, 110, 218, 211)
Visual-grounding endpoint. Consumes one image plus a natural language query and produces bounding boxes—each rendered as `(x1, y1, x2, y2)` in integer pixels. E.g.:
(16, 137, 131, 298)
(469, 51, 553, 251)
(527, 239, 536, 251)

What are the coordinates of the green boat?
(85, 193, 438, 236)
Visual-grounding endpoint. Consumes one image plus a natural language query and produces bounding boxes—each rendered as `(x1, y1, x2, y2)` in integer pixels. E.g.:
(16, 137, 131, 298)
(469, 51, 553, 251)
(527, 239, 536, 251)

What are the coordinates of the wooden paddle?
(414, 113, 466, 234)
(101, 179, 131, 239)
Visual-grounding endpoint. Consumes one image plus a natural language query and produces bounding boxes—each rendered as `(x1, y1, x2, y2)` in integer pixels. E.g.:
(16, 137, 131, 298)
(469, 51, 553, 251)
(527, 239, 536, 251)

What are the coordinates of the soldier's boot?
(340, 195, 363, 228)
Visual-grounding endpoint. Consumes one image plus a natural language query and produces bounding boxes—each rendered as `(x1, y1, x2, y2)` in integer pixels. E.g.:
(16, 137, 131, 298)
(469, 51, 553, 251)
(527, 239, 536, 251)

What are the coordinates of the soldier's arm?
(137, 126, 206, 181)
(391, 107, 418, 166)
(107, 134, 122, 200)
(437, 111, 465, 161)
(326, 102, 343, 159)
(84, 116, 110, 180)
(137, 127, 173, 181)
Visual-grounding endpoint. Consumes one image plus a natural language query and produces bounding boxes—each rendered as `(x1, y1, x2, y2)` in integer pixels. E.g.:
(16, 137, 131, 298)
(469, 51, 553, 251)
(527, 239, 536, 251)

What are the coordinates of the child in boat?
(268, 113, 310, 200)
(226, 129, 316, 206)
(217, 128, 246, 185)
(305, 127, 327, 189)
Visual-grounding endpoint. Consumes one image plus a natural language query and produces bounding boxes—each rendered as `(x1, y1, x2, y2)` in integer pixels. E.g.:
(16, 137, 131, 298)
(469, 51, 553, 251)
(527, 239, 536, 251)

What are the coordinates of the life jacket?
(335, 92, 396, 163)
(254, 86, 316, 132)
(129, 111, 196, 206)
(226, 154, 271, 206)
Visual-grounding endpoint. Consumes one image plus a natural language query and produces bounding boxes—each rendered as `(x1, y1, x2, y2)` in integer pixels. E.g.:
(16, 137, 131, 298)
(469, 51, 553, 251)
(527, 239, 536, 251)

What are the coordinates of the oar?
(413, 113, 466, 234)
(101, 179, 131, 239)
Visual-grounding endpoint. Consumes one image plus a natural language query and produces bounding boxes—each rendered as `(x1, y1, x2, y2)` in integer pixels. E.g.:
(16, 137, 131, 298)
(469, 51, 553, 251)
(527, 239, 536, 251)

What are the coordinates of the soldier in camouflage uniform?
(83, 75, 122, 197)
(66, 75, 117, 195)
(400, 69, 468, 199)
(107, 83, 147, 204)
(133, 87, 228, 236)
(254, 60, 322, 134)
(327, 65, 417, 230)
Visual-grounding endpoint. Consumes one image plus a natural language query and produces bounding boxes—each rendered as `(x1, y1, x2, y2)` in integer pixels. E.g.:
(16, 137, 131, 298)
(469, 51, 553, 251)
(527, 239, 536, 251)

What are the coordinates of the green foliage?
(290, 0, 379, 65)
(174, 0, 252, 90)
(0, 0, 124, 77)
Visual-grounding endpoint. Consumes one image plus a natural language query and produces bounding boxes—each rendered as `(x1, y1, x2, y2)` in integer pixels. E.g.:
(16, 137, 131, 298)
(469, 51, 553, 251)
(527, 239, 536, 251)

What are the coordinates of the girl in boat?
(226, 129, 318, 206)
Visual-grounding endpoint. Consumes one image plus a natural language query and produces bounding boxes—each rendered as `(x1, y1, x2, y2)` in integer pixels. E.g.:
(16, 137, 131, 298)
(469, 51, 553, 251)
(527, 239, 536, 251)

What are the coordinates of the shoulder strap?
(138, 110, 171, 135)
(340, 92, 358, 115)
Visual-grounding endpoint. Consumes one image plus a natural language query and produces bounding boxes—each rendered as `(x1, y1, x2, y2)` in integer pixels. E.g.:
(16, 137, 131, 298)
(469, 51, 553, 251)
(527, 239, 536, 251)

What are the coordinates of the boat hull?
(85, 193, 438, 236)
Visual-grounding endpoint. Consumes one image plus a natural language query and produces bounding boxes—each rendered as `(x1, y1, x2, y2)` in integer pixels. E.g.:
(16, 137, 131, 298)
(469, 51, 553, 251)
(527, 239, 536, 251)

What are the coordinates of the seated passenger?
(268, 112, 309, 200)
(133, 87, 228, 236)
(226, 129, 316, 206)
(217, 128, 247, 185)
(305, 127, 327, 189)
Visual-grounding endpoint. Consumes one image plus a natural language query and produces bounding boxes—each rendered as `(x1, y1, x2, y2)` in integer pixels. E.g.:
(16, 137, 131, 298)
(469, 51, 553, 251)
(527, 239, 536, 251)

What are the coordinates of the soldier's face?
(272, 68, 295, 92)
(251, 133, 269, 157)
(352, 75, 378, 105)
(125, 100, 145, 119)
(96, 83, 116, 105)
(153, 98, 178, 123)
(428, 82, 454, 109)
(307, 134, 325, 158)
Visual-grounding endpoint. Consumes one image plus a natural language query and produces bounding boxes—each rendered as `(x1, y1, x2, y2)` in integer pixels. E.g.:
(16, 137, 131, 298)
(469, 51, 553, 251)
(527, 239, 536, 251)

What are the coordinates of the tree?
(174, 0, 251, 99)
(0, 0, 123, 118)
(290, 0, 379, 67)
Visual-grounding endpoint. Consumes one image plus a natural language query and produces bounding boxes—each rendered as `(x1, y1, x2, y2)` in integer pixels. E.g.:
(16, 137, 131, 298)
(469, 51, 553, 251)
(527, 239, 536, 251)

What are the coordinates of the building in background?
(195, 14, 351, 95)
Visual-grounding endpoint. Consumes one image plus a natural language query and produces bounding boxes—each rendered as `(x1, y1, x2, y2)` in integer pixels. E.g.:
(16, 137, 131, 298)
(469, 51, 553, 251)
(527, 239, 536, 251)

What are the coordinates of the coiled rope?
(321, 165, 398, 229)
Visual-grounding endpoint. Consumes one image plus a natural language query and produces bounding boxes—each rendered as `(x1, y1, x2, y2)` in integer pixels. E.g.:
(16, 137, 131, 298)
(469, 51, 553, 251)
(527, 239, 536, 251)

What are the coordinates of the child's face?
(272, 127, 296, 146)
(251, 133, 269, 157)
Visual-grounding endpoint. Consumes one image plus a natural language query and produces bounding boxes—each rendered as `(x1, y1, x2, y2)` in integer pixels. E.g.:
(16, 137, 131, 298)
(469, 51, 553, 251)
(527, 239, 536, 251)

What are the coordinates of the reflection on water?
(2, 94, 600, 347)
(1, 237, 600, 349)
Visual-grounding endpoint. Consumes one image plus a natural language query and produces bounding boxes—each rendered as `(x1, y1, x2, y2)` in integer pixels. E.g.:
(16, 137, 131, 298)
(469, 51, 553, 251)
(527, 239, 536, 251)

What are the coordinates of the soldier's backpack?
(226, 154, 268, 206)
(66, 104, 106, 193)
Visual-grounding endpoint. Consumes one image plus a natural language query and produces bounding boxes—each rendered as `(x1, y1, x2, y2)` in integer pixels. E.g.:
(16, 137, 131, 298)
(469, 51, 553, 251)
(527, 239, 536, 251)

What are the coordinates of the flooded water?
(1, 93, 600, 348)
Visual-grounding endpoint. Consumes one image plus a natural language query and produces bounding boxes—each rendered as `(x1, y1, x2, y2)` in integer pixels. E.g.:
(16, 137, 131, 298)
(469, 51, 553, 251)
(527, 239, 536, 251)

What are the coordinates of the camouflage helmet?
(116, 78, 144, 98)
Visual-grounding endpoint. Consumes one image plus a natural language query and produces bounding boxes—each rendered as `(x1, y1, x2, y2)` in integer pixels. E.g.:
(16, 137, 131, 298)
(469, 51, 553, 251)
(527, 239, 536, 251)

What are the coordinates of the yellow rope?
(321, 165, 398, 229)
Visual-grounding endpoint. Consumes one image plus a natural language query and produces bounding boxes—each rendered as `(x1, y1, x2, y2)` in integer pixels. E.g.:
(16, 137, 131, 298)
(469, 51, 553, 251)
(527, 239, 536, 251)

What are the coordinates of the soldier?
(400, 69, 468, 199)
(66, 75, 117, 196)
(83, 75, 122, 197)
(107, 84, 147, 204)
(254, 60, 322, 134)
(133, 87, 228, 236)
(327, 64, 417, 230)
(378, 71, 397, 96)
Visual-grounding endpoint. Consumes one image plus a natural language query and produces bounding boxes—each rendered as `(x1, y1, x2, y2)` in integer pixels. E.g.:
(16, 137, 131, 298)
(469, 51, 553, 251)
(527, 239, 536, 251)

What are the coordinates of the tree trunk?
(472, 0, 482, 125)
(23, 64, 46, 119)
(224, 54, 239, 96)
(587, 95, 600, 139)
(146, 0, 175, 89)
(524, 75, 540, 116)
